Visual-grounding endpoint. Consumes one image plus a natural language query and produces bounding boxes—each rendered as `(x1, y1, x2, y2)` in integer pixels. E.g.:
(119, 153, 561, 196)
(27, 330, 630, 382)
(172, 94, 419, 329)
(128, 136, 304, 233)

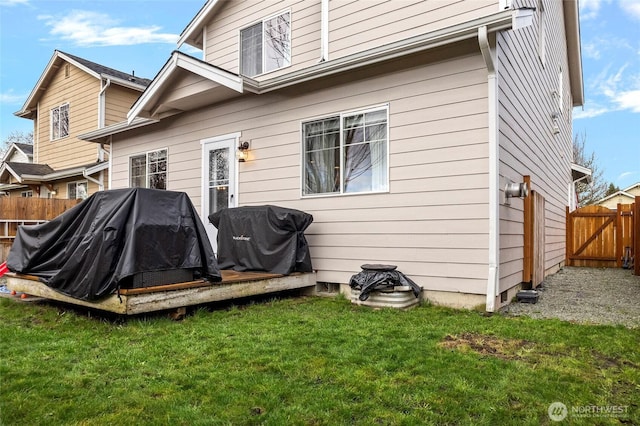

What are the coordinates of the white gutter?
(478, 26, 499, 313)
(320, 0, 329, 61)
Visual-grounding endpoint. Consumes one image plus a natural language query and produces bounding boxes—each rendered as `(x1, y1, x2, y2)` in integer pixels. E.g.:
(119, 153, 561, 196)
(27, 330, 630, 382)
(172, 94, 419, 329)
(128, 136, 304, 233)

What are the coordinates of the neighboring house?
(0, 143, 34, 197)
(596, 183, 640, 209)
(0, 50, 151, 199)
(81, 0, 584, 311)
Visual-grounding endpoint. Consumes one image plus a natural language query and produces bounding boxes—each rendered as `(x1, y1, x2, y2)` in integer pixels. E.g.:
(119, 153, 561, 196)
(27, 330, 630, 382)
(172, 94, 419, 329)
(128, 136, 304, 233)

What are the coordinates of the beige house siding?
(496, 0, 573, 294)
(202, 0, 499, 79)
(105, 84, 141, 126)
(111, 48, 491, 297)
(598, 194, 635, 210)
(36, 63, 101, 170)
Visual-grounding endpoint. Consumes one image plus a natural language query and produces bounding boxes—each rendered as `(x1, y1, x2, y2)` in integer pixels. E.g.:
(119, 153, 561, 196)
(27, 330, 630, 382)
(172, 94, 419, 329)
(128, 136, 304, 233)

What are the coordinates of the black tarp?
(7, 188, 221, 301)
(209, 205, 313, 275)
(349, 264, 421, 301)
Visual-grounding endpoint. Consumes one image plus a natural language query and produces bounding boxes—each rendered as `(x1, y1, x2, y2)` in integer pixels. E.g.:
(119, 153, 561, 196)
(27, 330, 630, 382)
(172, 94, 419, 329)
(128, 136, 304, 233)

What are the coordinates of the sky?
(0, 0, 638, 190)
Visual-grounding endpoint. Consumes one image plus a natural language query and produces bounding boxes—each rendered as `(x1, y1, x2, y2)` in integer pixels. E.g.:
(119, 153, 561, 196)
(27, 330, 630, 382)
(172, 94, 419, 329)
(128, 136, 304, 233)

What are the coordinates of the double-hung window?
(130, 149, 167, 190)
(51, 103, 69, 140)
(240, 11, 291, 77)
(303, 105, 389, 196)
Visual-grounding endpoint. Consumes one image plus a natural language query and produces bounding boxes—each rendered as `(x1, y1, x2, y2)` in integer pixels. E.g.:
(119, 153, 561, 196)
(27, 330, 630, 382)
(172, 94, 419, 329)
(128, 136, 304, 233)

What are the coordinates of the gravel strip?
(501, 267, 640, 328)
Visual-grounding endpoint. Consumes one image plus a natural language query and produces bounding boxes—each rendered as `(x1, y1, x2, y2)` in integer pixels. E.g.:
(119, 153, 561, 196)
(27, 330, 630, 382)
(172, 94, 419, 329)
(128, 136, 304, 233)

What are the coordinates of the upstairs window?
(303, 106, 389, 196)
(51, 103, 69, 140)
(240, 11, 291, 77)
(130, 149, 167, 190)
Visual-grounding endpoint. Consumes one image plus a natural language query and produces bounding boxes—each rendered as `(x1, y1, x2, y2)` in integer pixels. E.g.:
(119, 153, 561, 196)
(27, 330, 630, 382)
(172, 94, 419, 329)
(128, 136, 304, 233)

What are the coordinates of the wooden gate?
(565, 203, 635, 268)
(523, 181, 545, 287)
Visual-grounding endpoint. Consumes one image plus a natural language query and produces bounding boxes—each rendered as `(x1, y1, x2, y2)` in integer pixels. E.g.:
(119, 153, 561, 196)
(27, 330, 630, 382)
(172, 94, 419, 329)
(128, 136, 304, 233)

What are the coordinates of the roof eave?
(563, 0, 584, 107)
(178, 0, 224, 49)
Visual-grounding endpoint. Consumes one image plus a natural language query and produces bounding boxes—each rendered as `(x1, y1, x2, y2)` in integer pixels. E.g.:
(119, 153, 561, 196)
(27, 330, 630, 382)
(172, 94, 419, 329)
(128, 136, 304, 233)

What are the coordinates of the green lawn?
(0, 295, 638, 425)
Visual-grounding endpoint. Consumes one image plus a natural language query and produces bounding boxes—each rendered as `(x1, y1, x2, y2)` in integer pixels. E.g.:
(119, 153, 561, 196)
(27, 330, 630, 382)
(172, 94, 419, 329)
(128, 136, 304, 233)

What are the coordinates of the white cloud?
(616, 89, 640, 112)
(582, 36, 634, 60)
(0, 0, 29, 6)
(619, 0, 640, 20)
(573, 105, 611, 119)
(0, 91, 27, 105)
(38, 10, 178, 47)
(580, 0, 612, 20)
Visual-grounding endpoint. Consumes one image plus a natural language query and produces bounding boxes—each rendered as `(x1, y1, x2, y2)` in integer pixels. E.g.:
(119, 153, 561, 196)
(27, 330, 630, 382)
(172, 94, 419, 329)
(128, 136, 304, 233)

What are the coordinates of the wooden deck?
(4, 270, 316, 315)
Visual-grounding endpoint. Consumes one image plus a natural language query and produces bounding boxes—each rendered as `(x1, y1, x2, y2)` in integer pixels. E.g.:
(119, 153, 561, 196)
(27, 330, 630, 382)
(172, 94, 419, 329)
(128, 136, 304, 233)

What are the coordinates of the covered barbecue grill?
(209, 205, 313, 275)
(6, 188, 221, 301)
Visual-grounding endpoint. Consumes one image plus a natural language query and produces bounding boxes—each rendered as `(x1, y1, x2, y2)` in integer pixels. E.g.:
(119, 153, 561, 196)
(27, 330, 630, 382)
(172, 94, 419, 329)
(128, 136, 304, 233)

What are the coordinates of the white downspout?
(320, 0, 329, 61)
(479, 26, 500, 312)
(98, 78, 111, 129)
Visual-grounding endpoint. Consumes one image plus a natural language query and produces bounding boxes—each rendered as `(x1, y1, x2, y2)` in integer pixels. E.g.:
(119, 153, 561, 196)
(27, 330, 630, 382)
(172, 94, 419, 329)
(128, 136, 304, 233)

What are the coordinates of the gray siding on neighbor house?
(110, 48, 492, 296)
(496, 0, 573, 292)
(202, 0, 500, 79)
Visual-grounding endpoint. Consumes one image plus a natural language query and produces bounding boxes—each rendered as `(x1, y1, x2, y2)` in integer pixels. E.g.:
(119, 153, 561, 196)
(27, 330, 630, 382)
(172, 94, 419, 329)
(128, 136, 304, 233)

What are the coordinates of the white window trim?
(239, 9, 292, 78)
(128, 147, 168, 189)
(50, 102, 70, 141)
(200, 132, 241, 221)
(300, 103, 390, 198)
(67, 180, 88, 200)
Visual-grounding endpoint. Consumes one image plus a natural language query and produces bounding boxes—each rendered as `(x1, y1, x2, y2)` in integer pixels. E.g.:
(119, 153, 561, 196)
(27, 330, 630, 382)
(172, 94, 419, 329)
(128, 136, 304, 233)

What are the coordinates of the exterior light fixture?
(551, 112, 560, 135)
(237, 141, 250, 162)
(505, 181, 528, 198)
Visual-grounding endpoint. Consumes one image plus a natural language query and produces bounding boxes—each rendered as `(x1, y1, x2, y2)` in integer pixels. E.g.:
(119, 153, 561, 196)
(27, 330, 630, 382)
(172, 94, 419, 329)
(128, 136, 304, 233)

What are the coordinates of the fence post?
(565, 206, 572, 267)
(631, 196, 640, 276)
(616, 203, 623, 268)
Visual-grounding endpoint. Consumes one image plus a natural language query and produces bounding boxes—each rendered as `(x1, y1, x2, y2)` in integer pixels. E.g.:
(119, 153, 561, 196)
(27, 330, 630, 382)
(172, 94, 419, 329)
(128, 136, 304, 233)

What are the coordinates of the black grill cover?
(349, 264, 421, 301)
(7, 188, 221, 301)
(209, 205, 313, 275)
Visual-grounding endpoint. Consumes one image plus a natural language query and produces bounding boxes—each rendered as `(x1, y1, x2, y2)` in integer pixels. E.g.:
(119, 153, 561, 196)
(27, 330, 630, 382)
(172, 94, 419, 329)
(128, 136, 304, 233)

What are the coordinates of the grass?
(0, 295, 638, 425)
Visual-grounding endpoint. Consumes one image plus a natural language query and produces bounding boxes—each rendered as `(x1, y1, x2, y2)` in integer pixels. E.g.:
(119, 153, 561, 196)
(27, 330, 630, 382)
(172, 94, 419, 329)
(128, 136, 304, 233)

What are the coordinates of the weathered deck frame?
(5, 270, 316, 315)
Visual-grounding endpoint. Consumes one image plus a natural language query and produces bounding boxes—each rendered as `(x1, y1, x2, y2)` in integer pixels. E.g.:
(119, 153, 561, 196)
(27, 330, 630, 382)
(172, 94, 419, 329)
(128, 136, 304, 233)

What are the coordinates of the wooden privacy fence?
(0, 198, 81, 263)
(566, 200, 636, 271)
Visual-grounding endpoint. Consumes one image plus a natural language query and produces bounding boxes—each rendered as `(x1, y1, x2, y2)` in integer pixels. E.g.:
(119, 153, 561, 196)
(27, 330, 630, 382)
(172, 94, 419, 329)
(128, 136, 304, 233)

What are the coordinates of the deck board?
(4, 270, 315, 315)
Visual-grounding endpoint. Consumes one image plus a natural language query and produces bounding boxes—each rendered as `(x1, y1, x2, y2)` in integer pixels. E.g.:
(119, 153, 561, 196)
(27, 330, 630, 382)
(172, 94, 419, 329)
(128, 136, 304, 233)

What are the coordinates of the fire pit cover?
(209, 205, 313, 275)
(349, 264, 421, 301)
(7, 188, 221, 301)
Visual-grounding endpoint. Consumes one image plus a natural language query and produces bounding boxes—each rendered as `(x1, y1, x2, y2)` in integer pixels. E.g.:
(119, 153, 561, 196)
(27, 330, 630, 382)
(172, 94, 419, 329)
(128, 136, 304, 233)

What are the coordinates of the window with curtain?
(303, 106, 389, 196)
(67, 181, 88, 200)
(51, 103, 69, 140)
(240, 11, 291, 77)
(129, 149, 167, 190)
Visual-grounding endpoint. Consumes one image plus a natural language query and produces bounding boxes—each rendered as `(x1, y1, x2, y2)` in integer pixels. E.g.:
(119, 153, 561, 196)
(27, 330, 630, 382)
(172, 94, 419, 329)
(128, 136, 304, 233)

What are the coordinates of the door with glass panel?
(202, 137, 237, 253)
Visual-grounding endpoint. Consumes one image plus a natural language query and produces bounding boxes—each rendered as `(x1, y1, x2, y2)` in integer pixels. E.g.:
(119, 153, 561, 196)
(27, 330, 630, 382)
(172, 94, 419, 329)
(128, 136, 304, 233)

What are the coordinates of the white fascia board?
(176, 55, 243, 92)
(85, 161, 110, 175)
(57, 51, 101, 79)
(178, 0, 222, 49)
(622, 182, 640, 192)
(127, 53, 180, 124)
(127, 52, 243, 124)
(15, 50, 102, 118)
(101, 74, 148, 92)
(22, 166, 87, 182)
(79, 117, 159, 142)
(256, 8, 516, 93)
(2, 163, 24, 183)
(570, 162, 591, 176)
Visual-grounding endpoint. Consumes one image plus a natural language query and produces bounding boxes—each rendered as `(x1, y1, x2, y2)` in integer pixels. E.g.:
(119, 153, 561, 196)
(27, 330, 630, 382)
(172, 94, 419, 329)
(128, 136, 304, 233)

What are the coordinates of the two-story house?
(0, 50, 151, 199)
(81, 0, 584, 311)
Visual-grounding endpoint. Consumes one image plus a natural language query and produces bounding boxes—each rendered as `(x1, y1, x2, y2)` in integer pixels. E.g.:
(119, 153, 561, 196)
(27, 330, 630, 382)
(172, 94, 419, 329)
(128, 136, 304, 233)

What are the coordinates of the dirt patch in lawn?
(439, 332, 534, 360)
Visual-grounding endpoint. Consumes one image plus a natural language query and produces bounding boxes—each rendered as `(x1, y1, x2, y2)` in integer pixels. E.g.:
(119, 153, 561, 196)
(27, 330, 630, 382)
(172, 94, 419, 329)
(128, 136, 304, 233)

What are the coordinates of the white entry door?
(202, 134, 238, 253)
